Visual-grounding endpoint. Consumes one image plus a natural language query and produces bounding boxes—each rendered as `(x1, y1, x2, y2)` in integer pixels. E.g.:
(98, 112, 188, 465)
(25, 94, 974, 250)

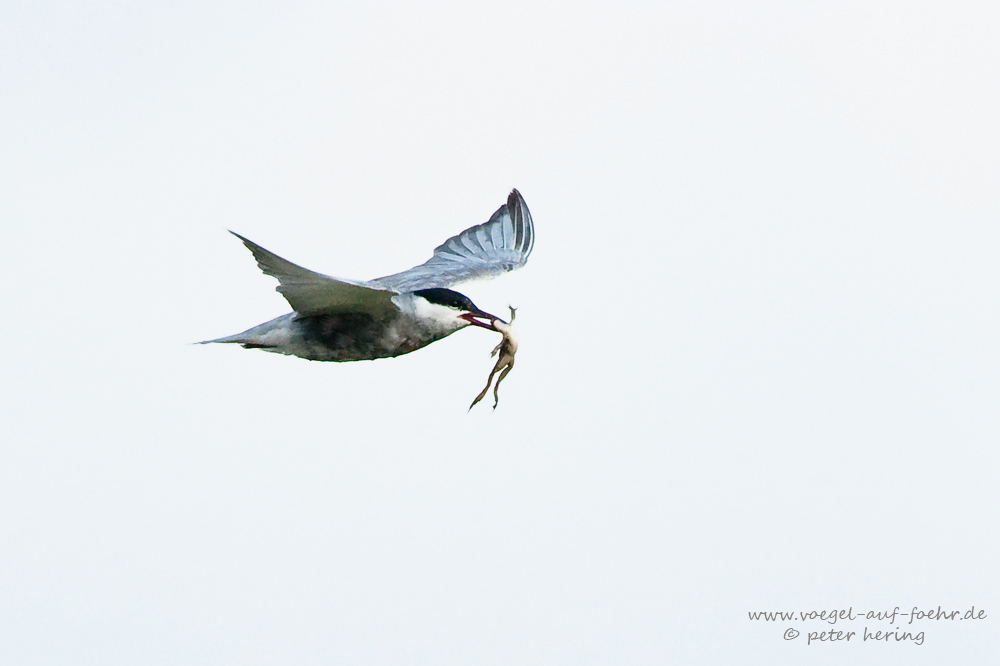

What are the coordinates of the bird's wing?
(370, 189, 535, 292)
(231, 232, 399, 316)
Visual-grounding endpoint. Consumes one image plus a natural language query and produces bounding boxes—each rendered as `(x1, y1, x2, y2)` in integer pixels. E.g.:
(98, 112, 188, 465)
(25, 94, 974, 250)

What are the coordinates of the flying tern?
(202, 189, 534, 362)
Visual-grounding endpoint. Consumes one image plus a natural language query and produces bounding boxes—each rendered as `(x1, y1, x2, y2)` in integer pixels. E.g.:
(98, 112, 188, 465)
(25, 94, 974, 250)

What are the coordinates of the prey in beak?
(469, 306, 518, 411)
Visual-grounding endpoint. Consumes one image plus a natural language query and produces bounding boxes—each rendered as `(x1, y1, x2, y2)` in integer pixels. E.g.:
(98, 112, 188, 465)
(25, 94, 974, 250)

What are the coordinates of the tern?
(202, 189, 534, 362)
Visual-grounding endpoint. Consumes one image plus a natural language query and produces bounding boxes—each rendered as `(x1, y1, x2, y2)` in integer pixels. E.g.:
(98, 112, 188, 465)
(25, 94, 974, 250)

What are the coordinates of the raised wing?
(231, 232, 399, 316)
(370, 189, 535, 292)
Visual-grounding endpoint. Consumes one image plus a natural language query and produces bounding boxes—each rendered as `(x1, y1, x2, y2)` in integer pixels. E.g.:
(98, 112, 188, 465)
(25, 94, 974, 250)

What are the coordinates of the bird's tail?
(194, 333, 249, 345)
(195, 313, 295, 347)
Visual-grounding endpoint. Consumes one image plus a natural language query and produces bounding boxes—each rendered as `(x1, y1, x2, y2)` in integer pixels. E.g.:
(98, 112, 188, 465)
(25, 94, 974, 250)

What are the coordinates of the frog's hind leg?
(470, 363, 502, 411)
(492, 360, 515, 409)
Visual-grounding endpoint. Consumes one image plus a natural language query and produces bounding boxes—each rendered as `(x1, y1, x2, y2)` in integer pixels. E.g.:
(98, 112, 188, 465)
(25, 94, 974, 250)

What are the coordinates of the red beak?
(460, 311, 499, 330)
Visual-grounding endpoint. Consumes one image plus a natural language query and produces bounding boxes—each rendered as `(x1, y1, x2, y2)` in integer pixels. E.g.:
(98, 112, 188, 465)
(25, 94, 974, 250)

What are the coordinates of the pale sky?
(2, 2, 998, 664)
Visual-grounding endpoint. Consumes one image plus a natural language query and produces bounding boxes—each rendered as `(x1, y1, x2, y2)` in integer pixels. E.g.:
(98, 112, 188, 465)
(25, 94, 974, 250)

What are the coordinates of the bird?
(201, 189, 534, 363)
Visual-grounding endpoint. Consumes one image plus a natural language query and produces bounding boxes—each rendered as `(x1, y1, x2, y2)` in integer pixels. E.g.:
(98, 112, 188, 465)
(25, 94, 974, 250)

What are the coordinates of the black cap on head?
(414, 288, 481, 313)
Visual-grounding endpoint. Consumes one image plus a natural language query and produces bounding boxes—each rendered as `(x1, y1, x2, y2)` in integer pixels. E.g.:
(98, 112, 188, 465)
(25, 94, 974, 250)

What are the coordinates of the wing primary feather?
(229, 231, 399, 316)
(513, 194, 525, 250)
(368, 188, 535, 291)
(460, 233, 480, 254)
(490, 222, 503, 250)
(511, 189, 534, 256)
(230, 231, 309, 282)
(475, 227, 491, 251)
(521, 202, 533, 255)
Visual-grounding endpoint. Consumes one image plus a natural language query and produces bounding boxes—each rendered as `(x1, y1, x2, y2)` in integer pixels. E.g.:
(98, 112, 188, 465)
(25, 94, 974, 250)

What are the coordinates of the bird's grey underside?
(231, 189, 534, 314)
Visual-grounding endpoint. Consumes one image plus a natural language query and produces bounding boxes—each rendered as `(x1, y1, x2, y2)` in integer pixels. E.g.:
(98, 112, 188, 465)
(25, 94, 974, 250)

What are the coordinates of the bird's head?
(412, 288, 498, 331)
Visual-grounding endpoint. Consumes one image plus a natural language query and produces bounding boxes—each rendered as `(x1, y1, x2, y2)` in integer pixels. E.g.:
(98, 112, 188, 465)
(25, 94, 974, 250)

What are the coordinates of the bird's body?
(202, 190, 534, 363)
(208, 290, 490, 361)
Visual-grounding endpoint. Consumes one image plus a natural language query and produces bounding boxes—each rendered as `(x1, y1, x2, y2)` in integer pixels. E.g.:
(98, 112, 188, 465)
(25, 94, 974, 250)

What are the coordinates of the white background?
(2, 1, 997, 664)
